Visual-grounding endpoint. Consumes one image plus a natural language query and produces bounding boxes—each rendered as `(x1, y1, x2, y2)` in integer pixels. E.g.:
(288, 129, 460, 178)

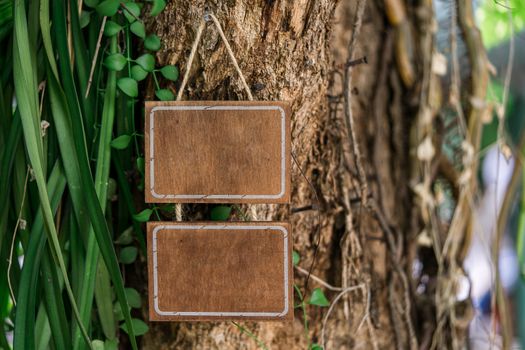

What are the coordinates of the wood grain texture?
(147, 221, 293, 321)
(145, 101, 291, 203)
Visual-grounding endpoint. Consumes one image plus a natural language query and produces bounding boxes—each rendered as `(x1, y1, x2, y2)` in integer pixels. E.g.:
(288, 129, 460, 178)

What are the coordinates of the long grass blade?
(13, 161, 66, 350)
(13, 0, 92, 347)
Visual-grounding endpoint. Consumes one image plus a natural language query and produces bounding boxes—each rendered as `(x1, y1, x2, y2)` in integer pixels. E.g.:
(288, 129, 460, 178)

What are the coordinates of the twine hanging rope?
(174, 12, 255, 221)
(176, 12, 254, 101)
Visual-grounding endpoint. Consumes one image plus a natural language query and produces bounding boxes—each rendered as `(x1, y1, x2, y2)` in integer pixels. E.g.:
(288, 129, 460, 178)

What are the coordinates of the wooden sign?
(147, 222, 293, 321)
(145, 101, 290, 203)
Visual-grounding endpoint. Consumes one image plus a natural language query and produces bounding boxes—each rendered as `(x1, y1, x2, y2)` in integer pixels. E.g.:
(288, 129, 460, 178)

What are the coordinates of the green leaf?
(311, 344, 323, 350)
(125, 288, 142, 308)
(133, 208, 152, 222)
(150, 0, 166, 16)
(80, 11, 91, 28)
(113, 302, 124, 321)
(309, 288, 330, 307)
(131, 65, 148, 81)
(96, 0, 120, 16)
(119, 247, 138, 264)
(293, 251, 300, 266)
(160, 65, 179, 81)
(135, 53, 155, 72)
(120, 319, 149, 336)
(116, 227, 134, 245)
(105, 339, 119, 350)
(84, 0, 99, 7)
(130, 21, 146, 38)
(122, 2, 141, 22)
(155, 89, 174, 101)
(211, 205, 232, 221)
(136, 157, 145, 175)
(104, 20, 122, 36)
(144, 34, 161, 51)
(92, 340, 105, 350)
(117, 77, 138, 97)
(111, 134, 132, 150)
(104, 53, 127, 71)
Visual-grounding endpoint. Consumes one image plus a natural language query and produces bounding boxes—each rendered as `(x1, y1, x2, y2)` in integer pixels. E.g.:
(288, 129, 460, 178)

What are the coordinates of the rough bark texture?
(138, 0, 434, 349)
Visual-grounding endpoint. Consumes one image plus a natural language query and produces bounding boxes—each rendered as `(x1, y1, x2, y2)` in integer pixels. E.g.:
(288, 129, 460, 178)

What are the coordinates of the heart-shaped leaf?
(150, 0, 166, 16)
(160, 65, 179, 81)
(119, 246, 138, 264)
(131, 65, 148, 81)
(120, 318, 149, 336)
(133, 208, 152, 222)
(125, 288, 142, 308)
(117, 77, 138, 98)
(111, 134, 132, 150)
(309, 288, 330, 307)
(115, 227, 134, 245)
(155, 89, 174, 101)
(135, 53, 155, 72)
(130, 21, 146, 39)
(144, 34, 161, 51)
(96, 0, 120, 16)
(104, 20, 122, 36)
(123, 2, 141, 22)
(80, 11, 91, 28)
(104, 53, 127, 71)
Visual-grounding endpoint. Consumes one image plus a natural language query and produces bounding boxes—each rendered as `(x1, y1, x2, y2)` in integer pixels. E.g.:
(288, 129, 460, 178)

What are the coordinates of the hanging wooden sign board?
(147, 221, 293, 321)
(145, 101, 291, 204)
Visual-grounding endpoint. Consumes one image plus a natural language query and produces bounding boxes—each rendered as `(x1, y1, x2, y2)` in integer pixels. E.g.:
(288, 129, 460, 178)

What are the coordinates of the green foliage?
(96, 0, 121, 16)
(131, 64, 149, 81)
(119, 247, 138, 264)
(104, 53, 127, 71)
(135, 53, 155, 71)
(211, 205, 232, 220)
(144, 34, 161, 51)
(134, 208, 153, 222)
(2, 0, 176, 348)
(293, 251, 300, 265)
(478, 0, 525, 48)
(309, 288, 330, 307)
(117, 77, 139, 97)
(150, 0, 167, 16)
(155, 88, 174, 101)
(121, 318, 149, 336)
(111, 134, 132, 149)
(160, 65, 179, 81)
(130, 21, 146, 38)
(104, 20, 122, 36)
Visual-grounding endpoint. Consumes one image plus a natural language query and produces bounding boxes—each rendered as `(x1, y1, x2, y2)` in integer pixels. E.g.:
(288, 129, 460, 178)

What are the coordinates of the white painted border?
(152, 224, 289, 317)
(149, 105, 286, 200)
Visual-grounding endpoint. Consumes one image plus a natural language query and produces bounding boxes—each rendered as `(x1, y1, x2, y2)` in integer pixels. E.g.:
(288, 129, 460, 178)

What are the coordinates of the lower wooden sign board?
(147, 221, 293, 321)
(145, 101, 291, 204)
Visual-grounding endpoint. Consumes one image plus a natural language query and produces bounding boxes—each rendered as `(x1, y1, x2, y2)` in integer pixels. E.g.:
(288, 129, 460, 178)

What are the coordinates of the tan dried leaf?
(417, 136, 435, 161)
(431, 52, 447, 76)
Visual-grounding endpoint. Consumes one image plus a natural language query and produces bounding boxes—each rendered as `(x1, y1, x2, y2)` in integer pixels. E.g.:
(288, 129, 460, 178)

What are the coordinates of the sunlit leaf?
(309, 288, 330, 307)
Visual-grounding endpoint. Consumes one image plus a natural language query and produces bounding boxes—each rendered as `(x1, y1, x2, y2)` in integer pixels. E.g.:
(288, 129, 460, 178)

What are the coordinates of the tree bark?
(139, 0, 482, 348)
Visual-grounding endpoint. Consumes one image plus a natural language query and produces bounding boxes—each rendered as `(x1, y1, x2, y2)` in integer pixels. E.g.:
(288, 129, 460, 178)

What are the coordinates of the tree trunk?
(140, 0, 484, 348)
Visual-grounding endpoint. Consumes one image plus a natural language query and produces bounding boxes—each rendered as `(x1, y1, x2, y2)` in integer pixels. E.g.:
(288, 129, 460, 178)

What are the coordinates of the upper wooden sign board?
(147, 221, 293, 321)
(145, 101, 291, 203)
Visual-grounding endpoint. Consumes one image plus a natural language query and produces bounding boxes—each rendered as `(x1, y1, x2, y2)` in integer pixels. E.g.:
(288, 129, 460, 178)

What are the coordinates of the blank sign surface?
(145, 101, 290, 203)
(147, 222, 292, 321)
